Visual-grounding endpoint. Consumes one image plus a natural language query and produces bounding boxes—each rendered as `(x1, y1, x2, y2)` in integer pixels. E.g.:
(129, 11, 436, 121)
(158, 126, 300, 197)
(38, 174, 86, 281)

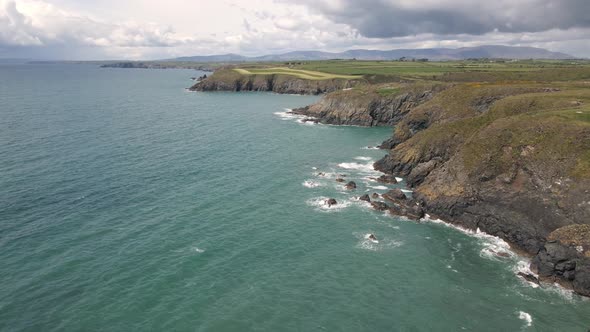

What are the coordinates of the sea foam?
(338, 162, 377, 173)
(302, 180, 322, 188)
(518, 311, 532, 327)
(306, 197, 351, 212)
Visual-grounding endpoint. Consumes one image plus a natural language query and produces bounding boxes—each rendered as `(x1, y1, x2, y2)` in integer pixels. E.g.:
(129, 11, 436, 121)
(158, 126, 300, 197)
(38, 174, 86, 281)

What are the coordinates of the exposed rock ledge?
(290, 83, 448, 126)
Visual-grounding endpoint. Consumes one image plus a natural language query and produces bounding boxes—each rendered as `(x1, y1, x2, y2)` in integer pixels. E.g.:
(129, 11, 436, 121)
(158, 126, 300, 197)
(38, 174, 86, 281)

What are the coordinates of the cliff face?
(373, 85, 590, 251)
(290, 83, 449, 126)
(190, 69, 360, 95)
(300, 82, 590, 296)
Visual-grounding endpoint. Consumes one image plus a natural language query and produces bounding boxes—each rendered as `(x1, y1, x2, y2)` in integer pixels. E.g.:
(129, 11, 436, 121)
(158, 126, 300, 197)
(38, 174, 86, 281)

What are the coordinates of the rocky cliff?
(190, 69, 361, 95)
(290, 83, 448, 126)
(299, 82, 590, 296)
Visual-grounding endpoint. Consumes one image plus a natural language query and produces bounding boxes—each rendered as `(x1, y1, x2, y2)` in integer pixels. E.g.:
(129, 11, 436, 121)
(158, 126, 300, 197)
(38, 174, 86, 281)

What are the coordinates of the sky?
(1, 0, 589, 60)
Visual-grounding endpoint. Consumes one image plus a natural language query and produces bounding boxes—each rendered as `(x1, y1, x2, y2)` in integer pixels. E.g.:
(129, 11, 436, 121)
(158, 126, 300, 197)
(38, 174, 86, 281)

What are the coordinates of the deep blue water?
(0, 64, 589, 331)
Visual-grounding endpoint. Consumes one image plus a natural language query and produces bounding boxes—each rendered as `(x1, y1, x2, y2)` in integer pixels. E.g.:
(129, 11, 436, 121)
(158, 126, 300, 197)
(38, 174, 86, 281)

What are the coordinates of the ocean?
(0, 64, 588, 331)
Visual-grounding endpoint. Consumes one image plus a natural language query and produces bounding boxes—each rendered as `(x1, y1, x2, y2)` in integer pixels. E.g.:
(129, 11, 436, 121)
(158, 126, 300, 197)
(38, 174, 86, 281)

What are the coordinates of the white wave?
(192, 247, 205, 254)
(513, 260, 540, 288)
(480, 243, 514, 260)
(306, 196, 351, 212)
(423, 215, 582, 299)
(543, 282, 580, 301)
(273, 111, 298, 120)
(369, 185, 389, 190)
(273, 110, 312, 124)
(311, 167, 318, 170)
(353, 232, 403, 251)
(296, 118, 319, 126)
(354, 156, 373, 161)
(362, 146, 380, 150)
(425, 216, 512, 255)
(518, 311, 532, 327)
(446, 265, 459, 273)
(314, 171, 340, 179)
(338, 162, 377, 173)
(400, 189, 413, 193)
(395, 177, 403, 182)
(302, 180, 322, 188)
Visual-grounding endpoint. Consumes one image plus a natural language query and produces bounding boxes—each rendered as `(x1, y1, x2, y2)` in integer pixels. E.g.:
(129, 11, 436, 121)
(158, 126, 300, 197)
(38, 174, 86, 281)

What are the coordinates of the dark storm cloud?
(287, 0, 590, 38)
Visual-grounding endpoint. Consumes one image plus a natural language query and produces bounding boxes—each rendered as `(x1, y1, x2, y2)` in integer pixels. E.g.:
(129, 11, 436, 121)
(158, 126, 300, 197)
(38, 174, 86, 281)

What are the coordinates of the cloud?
(1, 0, 589, 59)
(0, 1, 42, 46)
(286, 0, 590, 38)
(0, 0, 186, 49)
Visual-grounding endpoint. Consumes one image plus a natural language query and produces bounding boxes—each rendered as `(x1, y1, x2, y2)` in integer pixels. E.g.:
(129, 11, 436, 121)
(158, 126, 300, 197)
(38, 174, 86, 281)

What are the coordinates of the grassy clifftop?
(388, 83, 590, 182)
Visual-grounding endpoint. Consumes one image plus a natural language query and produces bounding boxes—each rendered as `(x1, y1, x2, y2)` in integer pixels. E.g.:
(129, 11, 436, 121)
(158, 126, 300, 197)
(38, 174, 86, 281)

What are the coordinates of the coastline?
(281, 85, 590, 298)
(192, 62, 590, 298)
(282, 109, 584, 300)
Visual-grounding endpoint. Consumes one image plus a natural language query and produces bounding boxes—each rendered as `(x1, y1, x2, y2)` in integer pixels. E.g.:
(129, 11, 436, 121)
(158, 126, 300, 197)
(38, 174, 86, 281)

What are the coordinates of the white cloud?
(0, 0, 589, 59)
(0, 0, 188, 49)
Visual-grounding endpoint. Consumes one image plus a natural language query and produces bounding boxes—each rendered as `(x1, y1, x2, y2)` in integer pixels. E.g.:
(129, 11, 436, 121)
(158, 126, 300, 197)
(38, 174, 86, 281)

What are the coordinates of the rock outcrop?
(290, 83, 448, 126)
(326, 198, 338, 207)
(345, 181, 357, 190)
(530, 225, 590, 295)
(359, 194, 371, 202)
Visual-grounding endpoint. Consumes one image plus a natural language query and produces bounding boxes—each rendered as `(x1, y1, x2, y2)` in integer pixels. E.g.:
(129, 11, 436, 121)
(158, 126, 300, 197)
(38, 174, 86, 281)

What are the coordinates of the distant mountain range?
(170, 45, 575, 62)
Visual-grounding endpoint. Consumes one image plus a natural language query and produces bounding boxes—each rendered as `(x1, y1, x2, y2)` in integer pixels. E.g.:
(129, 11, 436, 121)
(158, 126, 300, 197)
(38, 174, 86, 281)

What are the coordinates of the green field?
(224, 59, 590, 84)
(233, 67, 360, 80)
(292, 59, 589, 76)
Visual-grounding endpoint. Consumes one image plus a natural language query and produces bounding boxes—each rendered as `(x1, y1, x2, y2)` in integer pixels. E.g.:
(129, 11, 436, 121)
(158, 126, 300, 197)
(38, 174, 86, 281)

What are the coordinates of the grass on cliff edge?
(233, 67, 360, 80)
(391, 83, 590, 181)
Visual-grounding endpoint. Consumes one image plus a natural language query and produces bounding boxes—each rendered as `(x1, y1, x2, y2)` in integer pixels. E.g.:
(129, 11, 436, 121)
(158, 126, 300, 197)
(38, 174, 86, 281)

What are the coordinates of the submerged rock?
(371, 193, 380, 199)
(326, 198, 338, 207)
(517, 272, 540, 285)
(335, 178, 346, 183)
(359, 194, 371, 202)
(345, 181, 357, 190)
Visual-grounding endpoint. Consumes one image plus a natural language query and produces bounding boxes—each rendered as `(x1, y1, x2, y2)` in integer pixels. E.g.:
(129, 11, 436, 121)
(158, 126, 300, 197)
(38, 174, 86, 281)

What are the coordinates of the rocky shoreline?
(288, 82, 590, 297)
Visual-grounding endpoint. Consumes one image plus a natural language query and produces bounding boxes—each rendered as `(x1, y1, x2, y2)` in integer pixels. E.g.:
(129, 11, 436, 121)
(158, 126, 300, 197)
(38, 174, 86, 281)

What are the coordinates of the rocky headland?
(189, 68, 362, 95)
(293, 80, 590, 296)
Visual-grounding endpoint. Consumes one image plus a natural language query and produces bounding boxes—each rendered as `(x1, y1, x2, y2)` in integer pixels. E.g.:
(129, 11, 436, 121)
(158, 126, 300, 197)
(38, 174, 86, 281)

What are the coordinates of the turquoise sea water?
(0, 64, 589, 331)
